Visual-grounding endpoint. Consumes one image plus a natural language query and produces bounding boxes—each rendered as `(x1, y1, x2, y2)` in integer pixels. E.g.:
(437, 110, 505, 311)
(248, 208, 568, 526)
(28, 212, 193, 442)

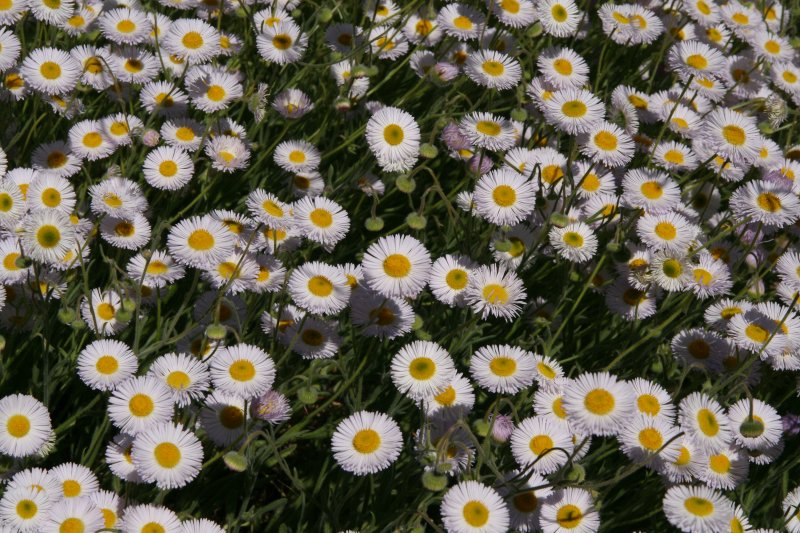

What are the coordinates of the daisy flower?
(702, 107, 760, 165)
(562, 372, 634, 436)
(440, 480, 510, 533)
(465, 49, 521, 90)
(205, 136, 251, 172)
(42, 498, 104, 533)
(167, 215, 236, 268)
(287, 261, 350, 315)
(473, 168, 537, 226)
(99, 8, 151, 45)
(88, 490, 122, 531)
(77, 339, 138, 392)
(539, 488, 599, 533)
(536, 0, 582, 38)
(579, 121, 635, 168)
(542, 88, 605, 135)
(662, 485, 733, 533)
(549, 222, 598, 263)
(465, 263, 527, 321)
(679, 392, 732, 452)
(470, 344, 535, 394)
(366, 106, 420, 172)
(132, 423, 203, 489)
(668, 40, 726, 80)
(458, 112, 516, 151)
(0, 486, 51, 531)
(100, 214, 152, 251)
(147, 352, 210, 407)
(31, 141, 81, 178)
(210, 343, 275, 399)
(350, 289, 414, 340)
(49, 462, 99, 499)
(368, 25, 409, 61)
(729, 180, 800, 227)
(120, 505, 181, 533)
(189, 70, 243, 112)
(362, 234, 431, 298)
(437, 3, 485, 41)
(0, 394, 52, 458)
(429, 254, 475, 307)
(619, 415, 682, 467)
(273, 88, 314, 119)
(274, 140, 321, 173)
(182, 519, 226, 533)
(422, 373, 476, 416)
(20, 210, 76, 265)
(510, 416, 572, 473)
(281, 316, 341, 359)
(728, 308, 789, 358)
(293, 196, 350, 247)
(693, 445, 749, 490)
(142, 146, 194, 190)
(107, 376, 174, 435)
(391, 341, 455, 400)
(256, 21, 308, 64)
(331, 411, 403, 475)
(199, 391, 249, 447)
(26, 174, 75, 214)
(537, 47, 589, 88)
(629, 378, 676, 421)
(162, 18, 220, 62)
(623, 168, 681, 214)
(637, 211, 699, 252)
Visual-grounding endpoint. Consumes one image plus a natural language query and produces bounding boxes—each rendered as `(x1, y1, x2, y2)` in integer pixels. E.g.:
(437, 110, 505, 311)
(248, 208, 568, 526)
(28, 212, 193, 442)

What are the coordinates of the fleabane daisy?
(143, 146, 194, 191)
(210, 343, 276, 399)
(293, 196, 350, 247)
(26, 174, 76, 214)
(473, 168, 537, 226)
(167, 215, 236, 268)
(679, 392, 732, 453)
(537, 47, 589, 88)
(579, 121, 635, 168)
(465, 49, 521, 90)
(331, 411, 403, 475)
(429, 254, 476, 307)
(288, 261, 350, 315)
(131, 423, 203, 489)
(440, 480, 510, 533)
(550, 222, 598, 263)
(459, 112, 516, 151)
(465, 263, 527, 321)
(668, 40, 726, 80)
(42, 497, 104, 533)
(702, 107, 760, 165)
(120, 505, 181, 533)
(470, 344, 536, 394)
(366, 106, 420, 172)
(147, 352, 210, 408)
(274, 140, 321, 173)
(107, 376, 174, 435)
(619, 415, 682, 467)
(539, 487, 600, 533)
(542, 88, 605, 135)
(256, 20, 308, 64)
(49, 462, 99, 499)
(0, 486, 51, 531)
(536, 0, 582, 37)
(663, 485, 733, 533)
(510, 416, 572, 474)
(20, 210, 76, 265)
(391, 341, 456, 400)
(362, 234, 431, 298)
(246, 189, 293, 229)
(68, 120, 114, 161)
(77, 339, 138, 391)
(637, 211, 699, 252)
(437, 4, 485, 41)
(729, 180, 800, 228)
(0, 394, 52, 458)
(562, 372, 634, 436)
(162, 18, 221, 62)
(20, 47, 82, 95)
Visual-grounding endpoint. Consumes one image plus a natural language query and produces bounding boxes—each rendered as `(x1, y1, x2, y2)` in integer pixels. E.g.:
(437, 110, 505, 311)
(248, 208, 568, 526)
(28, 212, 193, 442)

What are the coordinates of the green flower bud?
(317, 7, 333, 23)
(406, 213, 427, 229)
(549, 213, 570, 228)
(564, 463, 586, 483)
(420, 143, 438, 159)
(14, 256, 32, 269)
(510, 108, 528, 122)
(739, 417, 765, 438)
(396, 175, 416, 193)
(58, 308, 76, 324)
(421, 471, 448, 492)
(473, 419, 490, 437)
(121, 298, 137, 312)
(205, 323, 228, 340)
(114, 309, 133, 323)
(223, 451, 248, 472)
(297, 386, 319, 405)
(365, 217, 385, 232)
(493, 238, 513, 253)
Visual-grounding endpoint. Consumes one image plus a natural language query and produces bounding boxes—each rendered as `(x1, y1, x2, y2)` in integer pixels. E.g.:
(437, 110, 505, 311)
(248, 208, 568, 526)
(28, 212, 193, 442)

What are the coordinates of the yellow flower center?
(352, 428, 381, 453)
(40, 61, 62, 80)
(584, 388, 615, 415)
(188, 229, 215, 250)
(383, 254, 411, 278)
(684, 497, 714, 517)
(95, 355, 119, 375)
(129, 394, 154, 417)
(6, 414, 30, 438)
(561, 100, 587, 118)
(462, 501, 489, 527)
(229, 359, 256, 381)
(556, 504, 583, 528)
(638, 427, 663, 450)
(182, 31, 204, 49)
(409, 357, 436, 380)
(307, 275, 333, 297)
(492, 185, 516, 207)
(154, 442, 181, 468)
(697, 408, 719, 436)
(309, 208, 332, 228)
(482, 283, 509, 304)
(529, 434, 554, 455)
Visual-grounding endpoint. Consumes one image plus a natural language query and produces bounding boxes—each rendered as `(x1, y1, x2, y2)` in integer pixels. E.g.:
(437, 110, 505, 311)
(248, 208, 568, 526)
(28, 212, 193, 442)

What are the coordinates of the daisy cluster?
(0, 0, 799, 530)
